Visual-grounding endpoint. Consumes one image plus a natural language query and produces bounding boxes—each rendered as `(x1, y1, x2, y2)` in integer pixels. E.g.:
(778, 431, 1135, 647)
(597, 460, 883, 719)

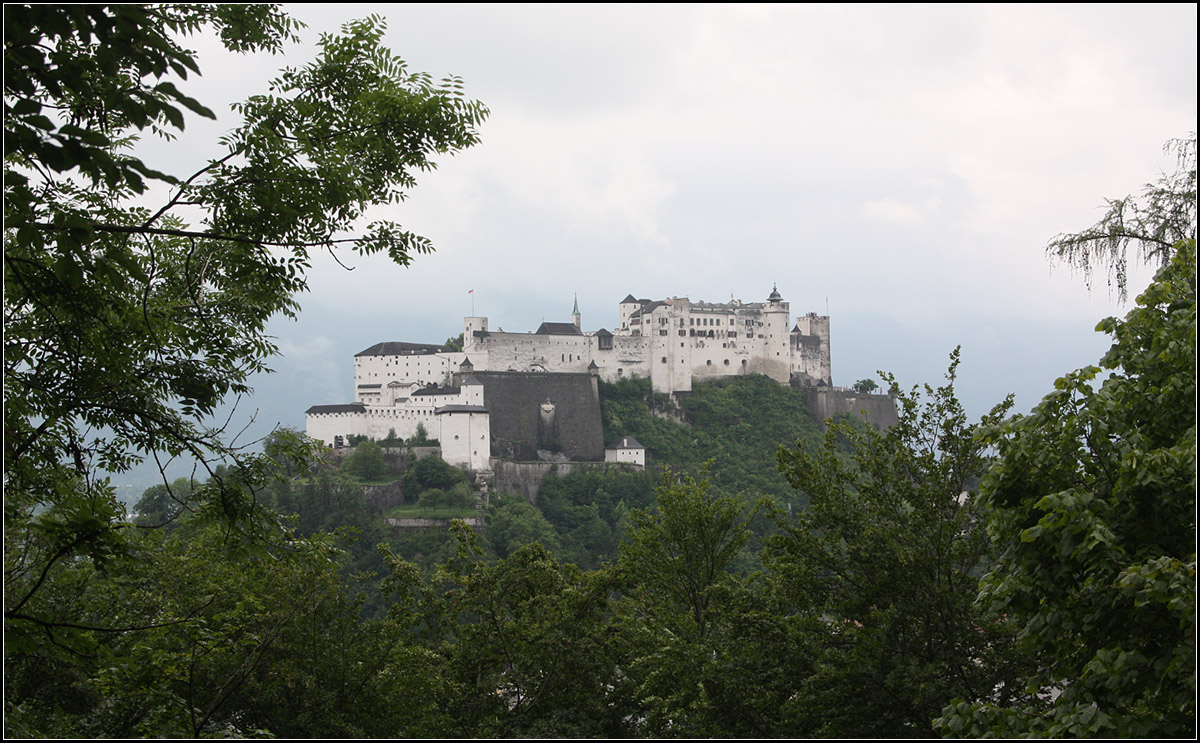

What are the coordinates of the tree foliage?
(612, 469, 777, 736)
(402, 453, 469, 495)
(600, 374, 823, 506)
(852, 377, 879, 393)
(770, 351, 1028, 736)
(3, 4, 486, 650)
(939, 240, 1196, 737)
(131, 476, 196, 529)
(1047, 136, 1196, 301)
(342, 440, 388, 481)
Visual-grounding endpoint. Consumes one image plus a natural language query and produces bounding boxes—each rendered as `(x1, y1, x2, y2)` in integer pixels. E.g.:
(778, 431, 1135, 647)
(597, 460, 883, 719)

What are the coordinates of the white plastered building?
(462, 286, 831, 394)
(305, 287, 831, 470)
(306, 356, 491, 471)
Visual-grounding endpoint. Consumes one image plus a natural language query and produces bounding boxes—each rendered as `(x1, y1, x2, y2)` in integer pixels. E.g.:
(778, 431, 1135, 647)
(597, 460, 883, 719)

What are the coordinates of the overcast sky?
(131, 3, 1196, 477)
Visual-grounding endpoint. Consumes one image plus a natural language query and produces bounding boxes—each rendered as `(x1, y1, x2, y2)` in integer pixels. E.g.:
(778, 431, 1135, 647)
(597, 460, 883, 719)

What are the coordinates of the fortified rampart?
(489, 459, 642, 504)
(305, 287, 857, 472)
(804, 387, 900, 431)
(474, 371, 604, 462)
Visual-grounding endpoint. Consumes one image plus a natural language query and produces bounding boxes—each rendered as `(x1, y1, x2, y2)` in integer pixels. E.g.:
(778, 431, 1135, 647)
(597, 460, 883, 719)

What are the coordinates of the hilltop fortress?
(306, 288, 841, 469)
(463, 286, 831, 392)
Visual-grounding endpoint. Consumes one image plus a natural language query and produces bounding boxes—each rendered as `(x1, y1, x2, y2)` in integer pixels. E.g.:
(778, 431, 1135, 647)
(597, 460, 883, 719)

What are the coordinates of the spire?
(572, 293, 581, 329)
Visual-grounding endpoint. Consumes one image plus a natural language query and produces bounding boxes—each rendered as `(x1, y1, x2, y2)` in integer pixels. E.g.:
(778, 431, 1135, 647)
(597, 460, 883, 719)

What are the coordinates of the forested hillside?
(5, 5, 1192, 738)
(9, 252, 1195, 738)
(600, 375, 825, 506)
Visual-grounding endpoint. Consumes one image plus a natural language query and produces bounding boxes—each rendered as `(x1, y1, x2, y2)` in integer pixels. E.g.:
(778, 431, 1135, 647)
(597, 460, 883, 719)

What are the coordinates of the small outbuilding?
(605, 436, 645, 467)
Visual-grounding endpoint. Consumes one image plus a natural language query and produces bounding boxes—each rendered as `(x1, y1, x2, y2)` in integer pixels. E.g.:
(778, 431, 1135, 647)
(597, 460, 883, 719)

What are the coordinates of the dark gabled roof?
(629, 300, 667, 319)
(621, 293, 639, 303)
(594, 328, 613, 337)
(355, 341, 445, 357)
(357, 383, 382, 389)
(461, 373, 482, 386)
(535, 321, 582, 335)
(434, 404, 489, 415)
(607, 436, 644, 450)
(413, 385, 461, 396)
(306, 403, 365, 415)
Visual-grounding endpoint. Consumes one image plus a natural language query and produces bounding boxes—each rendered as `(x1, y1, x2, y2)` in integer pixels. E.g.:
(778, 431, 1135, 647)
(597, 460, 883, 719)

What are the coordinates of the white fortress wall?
(306, 287, 832, 458)
(354, 343, 480, 399)
(307, 374, 486, 448)
(437, 407, 490, 470)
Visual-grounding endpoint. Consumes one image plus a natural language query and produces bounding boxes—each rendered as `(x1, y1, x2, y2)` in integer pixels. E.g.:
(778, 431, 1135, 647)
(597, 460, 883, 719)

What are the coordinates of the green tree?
(342, 439, 388, 481)
(770, 352, 1028, 737)
(852, 377, 879, 393)
(409, 421, 437, 446)
(1047, 136, 1195, 301)
(614, 468, 770, 736)
(486, 494, 563, 560)
(402, 453, 467, 496)
(4, 4, 486, 648)
(4, 512, 392, 737)
(131, 476, 197, 528)
(443, 332, 464, 352)
(938, 240, 1196, 737)
(429, 533, 626, 737)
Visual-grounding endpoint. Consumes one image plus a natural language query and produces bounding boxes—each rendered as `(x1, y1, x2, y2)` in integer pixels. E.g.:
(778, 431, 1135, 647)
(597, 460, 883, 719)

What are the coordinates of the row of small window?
(659, 357, 744, 367)
(659, 328, 744, 339)
(660, 316, 731, 327)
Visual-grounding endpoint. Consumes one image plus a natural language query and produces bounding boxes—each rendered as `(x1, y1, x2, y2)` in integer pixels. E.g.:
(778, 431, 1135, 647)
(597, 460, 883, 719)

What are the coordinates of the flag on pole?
(468, 289, 474, 294)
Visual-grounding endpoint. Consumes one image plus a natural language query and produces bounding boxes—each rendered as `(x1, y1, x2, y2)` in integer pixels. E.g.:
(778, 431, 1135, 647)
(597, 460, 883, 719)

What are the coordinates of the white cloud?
(132, 3, 1195, 432)
(862, 199, 924, 226)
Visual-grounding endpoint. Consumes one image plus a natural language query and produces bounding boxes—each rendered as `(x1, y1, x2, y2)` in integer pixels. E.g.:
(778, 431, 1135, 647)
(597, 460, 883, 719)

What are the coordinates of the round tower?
(463, 316, 488, 351)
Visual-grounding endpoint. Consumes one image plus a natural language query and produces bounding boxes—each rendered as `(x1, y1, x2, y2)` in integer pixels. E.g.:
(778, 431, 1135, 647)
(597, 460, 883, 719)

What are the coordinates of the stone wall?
(804, 387, 900, 431)
(475, 371, 604, 461)
(490, 459, 638, 503)
(385, 516, 484, 534)
(362, 481, 405, 514)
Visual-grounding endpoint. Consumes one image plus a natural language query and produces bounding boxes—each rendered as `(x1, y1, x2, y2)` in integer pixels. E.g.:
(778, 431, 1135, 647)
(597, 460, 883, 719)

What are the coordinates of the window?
(661, 356, 667, 363)
(724, 359, 730, 365)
